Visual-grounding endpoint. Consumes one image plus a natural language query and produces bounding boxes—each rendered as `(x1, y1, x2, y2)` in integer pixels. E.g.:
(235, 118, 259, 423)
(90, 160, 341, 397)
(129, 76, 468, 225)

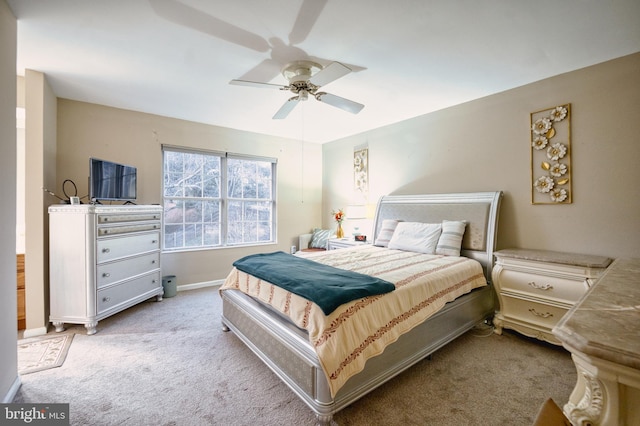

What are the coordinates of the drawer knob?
(528, 281, 553, 291)
(151, 260, 156, 264)
(102, 296, 111, 303)
(528, 308, 553, 318)
(152, 240, 158, 244)
(152, 279, 157, 284)
(102, 272, 110, 278)
(102, 248, 110, 253)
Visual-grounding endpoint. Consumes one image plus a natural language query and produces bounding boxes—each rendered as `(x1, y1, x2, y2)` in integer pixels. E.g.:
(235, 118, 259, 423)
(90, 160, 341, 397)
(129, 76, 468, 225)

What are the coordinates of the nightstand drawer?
(496, 269, 588, 304)
(328, 238, 370, 250)
(500, 294, 568, 330)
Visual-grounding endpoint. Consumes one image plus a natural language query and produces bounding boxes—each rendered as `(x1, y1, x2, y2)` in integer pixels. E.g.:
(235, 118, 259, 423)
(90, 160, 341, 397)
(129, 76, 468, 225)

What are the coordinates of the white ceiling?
(8, 0, 640, 143)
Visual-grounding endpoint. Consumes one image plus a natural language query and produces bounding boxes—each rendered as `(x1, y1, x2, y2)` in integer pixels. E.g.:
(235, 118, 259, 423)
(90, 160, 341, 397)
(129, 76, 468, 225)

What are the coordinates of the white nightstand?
(328, 238, 369, 250)
(492, 248, 611, 345)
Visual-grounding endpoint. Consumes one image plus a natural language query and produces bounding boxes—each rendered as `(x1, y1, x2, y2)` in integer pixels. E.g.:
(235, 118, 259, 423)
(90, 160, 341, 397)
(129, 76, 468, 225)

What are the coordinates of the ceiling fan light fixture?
(282, 60, 321, 83)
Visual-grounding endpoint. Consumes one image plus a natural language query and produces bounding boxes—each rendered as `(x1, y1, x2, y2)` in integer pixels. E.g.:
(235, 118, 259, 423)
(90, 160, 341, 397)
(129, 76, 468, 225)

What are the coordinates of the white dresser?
(492, 248, 611, 345)
(49, 204, 163, 334)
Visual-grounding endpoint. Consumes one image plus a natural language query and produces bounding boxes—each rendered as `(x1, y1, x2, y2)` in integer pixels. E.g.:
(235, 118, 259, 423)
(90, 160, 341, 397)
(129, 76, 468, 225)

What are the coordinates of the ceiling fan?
(229, 61, 364, 119)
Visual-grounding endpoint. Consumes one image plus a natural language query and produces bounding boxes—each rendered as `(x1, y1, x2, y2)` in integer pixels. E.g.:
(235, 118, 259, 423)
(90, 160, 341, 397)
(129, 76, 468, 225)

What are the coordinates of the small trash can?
(162, 275, 177, 298)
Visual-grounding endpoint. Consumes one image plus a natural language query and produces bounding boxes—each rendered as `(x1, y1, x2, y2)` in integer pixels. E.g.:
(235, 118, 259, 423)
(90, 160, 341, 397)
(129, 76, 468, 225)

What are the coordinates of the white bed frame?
(220, 191, 503, 424)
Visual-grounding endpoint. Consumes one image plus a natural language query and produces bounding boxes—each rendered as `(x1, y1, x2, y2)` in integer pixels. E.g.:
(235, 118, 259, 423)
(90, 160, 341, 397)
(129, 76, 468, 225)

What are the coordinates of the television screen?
(90, 158, 137, 202)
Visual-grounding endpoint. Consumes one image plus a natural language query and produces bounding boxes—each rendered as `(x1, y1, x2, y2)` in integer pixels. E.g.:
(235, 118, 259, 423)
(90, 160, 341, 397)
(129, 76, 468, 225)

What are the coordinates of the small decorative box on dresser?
(492, 248, 612, 345)
(49, 204, 164, 335)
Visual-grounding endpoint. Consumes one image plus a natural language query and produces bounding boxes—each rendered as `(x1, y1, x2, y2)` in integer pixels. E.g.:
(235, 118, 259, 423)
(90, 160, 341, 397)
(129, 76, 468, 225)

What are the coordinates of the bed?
(219, 191, 503, 424)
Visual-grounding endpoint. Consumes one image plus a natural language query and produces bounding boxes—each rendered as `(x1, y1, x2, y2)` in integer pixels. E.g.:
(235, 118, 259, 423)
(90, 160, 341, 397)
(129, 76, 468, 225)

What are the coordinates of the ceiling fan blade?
(309, 62, 351, 87)
(229, 79, 287, 90)
(316, 92, 364, 114)
(273, 97, 300, 119)
(288, 0, 328, 45)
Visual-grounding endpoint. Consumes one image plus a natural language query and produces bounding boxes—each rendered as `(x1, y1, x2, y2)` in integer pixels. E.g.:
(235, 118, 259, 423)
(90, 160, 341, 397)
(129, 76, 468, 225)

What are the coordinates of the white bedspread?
(220, 245, 487, 397)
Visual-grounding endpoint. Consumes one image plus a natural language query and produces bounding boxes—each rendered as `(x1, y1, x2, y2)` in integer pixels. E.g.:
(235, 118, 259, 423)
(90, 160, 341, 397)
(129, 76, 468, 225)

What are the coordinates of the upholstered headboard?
(372, 192, 503, 282)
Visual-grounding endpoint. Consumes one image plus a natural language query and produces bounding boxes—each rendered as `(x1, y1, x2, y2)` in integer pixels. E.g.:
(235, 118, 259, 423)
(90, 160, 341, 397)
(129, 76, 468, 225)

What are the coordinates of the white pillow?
(374, 219, 400, 247)
(388, 222, 442, 254)
(436, 220, 467, 256)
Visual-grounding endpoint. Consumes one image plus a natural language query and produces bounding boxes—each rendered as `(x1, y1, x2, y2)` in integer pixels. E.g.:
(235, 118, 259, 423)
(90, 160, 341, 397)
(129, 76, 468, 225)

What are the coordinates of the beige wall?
(24, 70, 57, 336)
(56, 100, 323, 285)
(323, 53, 640, 259)
(0, 0, 18, 401)
(16, 76, 25, 253)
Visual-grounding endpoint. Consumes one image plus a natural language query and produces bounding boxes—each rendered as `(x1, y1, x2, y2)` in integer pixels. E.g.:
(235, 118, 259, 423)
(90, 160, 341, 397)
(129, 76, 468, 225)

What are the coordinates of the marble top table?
(553, 257, 640, 370)
(494, 248, 612, 269)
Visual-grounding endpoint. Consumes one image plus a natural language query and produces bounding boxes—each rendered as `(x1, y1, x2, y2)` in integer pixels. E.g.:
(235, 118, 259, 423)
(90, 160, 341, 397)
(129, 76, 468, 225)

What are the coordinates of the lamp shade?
(346, 205, 366, 219)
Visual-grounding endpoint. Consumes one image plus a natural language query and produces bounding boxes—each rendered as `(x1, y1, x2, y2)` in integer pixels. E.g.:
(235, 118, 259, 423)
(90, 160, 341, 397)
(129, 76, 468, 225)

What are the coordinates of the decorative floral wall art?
(530, 104, 572, 204)
(354, 147, 369, 196)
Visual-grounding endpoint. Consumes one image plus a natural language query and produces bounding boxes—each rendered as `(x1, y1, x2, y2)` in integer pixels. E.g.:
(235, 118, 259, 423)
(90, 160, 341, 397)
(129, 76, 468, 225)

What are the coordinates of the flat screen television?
(89, 158, 137, 202)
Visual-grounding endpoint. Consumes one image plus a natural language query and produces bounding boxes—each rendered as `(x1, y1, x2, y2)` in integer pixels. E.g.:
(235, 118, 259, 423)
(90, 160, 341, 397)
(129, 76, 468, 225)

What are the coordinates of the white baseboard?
(177, 279, 223, 292)
(21, 326, 48, 339)
(2, 376, 21, 403)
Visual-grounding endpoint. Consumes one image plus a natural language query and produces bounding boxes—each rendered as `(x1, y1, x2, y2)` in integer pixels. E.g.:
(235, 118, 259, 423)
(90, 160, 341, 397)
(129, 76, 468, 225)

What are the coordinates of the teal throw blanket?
(232, 251, 395, 315)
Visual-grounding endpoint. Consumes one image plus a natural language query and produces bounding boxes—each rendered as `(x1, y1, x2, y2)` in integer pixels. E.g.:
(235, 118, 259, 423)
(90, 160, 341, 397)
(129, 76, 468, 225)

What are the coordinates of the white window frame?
(162, 145, 277, 252)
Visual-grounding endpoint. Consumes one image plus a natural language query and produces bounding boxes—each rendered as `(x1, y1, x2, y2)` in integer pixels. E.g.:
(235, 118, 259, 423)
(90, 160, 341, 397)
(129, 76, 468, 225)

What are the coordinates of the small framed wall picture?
(354, 147, 368, 196)
(530, 104, 572, 204)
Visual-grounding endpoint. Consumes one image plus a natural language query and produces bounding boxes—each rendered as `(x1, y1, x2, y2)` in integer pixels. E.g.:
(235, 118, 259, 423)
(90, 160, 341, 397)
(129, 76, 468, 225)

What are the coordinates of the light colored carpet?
(13, 287, 576, 425)
(18, 333, 74, 375)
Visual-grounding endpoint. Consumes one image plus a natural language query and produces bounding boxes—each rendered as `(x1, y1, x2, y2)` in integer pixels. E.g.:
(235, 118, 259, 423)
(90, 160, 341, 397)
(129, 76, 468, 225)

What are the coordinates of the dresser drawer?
(96, 252, 160, 288)
(496, 269, 588, 304)
(96, 232, 160, 263)
(98, 213, 161, 224)
(499, 294, 568, 330)
(98, 222, 160, 236)
(97, 272, 161, 314)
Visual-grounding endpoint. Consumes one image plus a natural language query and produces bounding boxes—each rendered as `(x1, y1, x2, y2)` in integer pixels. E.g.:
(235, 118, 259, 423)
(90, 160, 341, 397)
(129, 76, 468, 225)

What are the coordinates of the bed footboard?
(221, 289, 332, 402)
(221, 285, 494, 424)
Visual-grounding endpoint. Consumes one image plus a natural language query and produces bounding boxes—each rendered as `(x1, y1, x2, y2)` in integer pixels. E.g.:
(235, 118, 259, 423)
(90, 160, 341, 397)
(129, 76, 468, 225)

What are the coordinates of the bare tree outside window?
(162, 148, 275, 251)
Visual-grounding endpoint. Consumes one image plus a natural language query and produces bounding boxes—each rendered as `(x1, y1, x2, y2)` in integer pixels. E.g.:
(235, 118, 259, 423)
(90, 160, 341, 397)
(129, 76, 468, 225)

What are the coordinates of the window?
(162, 146, 276, 251)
